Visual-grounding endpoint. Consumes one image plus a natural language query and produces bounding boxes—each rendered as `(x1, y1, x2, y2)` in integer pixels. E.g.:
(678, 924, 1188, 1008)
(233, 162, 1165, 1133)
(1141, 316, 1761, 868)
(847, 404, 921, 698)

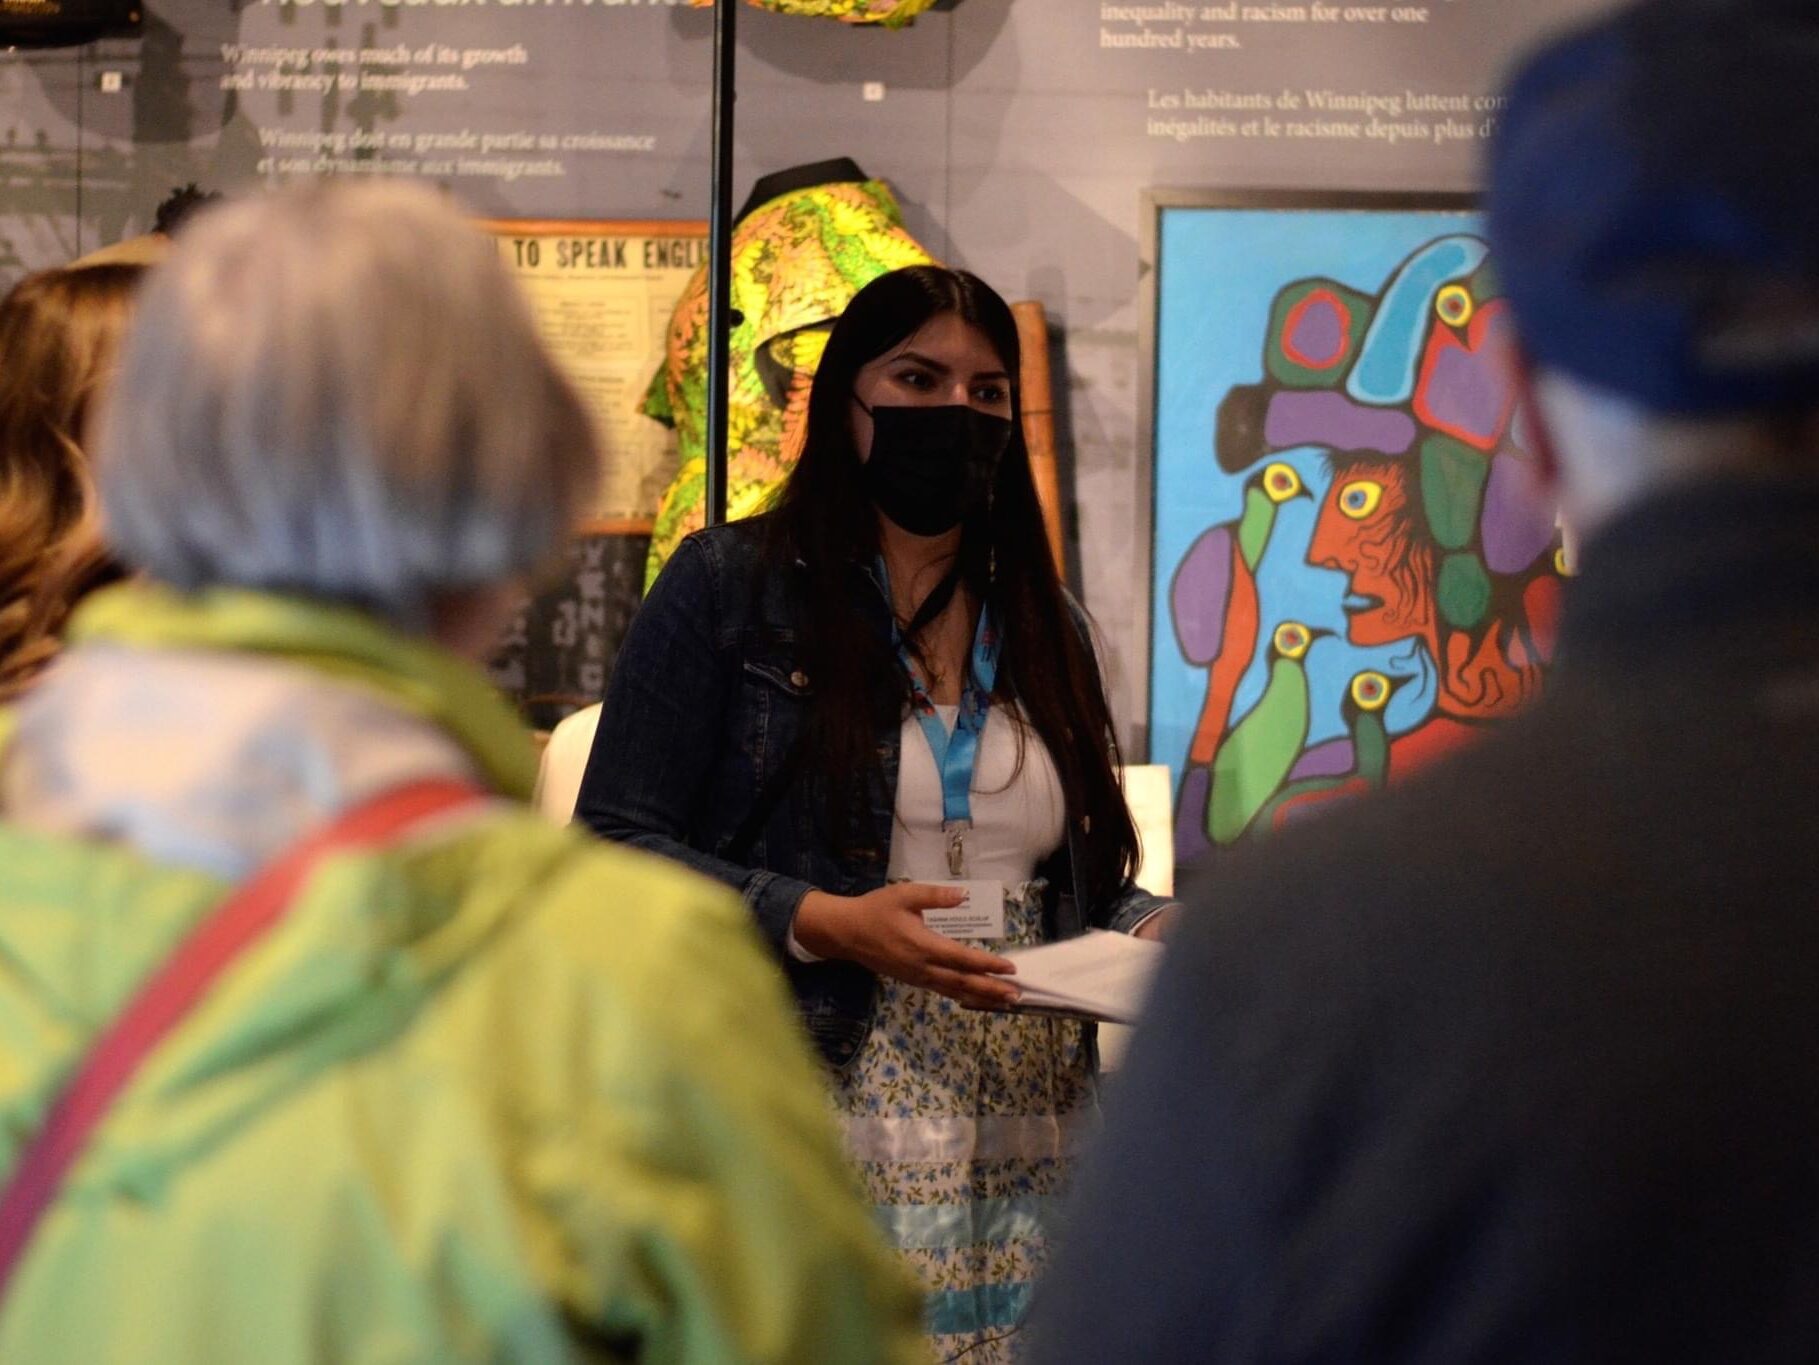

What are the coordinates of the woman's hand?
(795, 885, 1021, 1011)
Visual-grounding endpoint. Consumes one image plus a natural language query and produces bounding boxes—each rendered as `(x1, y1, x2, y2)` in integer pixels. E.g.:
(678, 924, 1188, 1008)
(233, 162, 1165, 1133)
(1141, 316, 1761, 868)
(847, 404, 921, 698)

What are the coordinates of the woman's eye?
(896, 369, 934, 389)
(974, 385, 1008, 405)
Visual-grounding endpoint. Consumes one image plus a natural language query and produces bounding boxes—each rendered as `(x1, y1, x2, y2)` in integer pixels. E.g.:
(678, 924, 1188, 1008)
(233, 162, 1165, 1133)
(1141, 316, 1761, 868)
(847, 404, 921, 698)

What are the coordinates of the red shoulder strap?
(0, 777, 489, 1303)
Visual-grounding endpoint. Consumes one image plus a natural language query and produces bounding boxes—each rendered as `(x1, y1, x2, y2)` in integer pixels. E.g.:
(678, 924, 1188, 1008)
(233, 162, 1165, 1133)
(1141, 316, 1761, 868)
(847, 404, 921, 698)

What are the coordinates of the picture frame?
(1137, 189, 1564, 867)
(476, 217, 708, 534)
(476, 218, 706, 728)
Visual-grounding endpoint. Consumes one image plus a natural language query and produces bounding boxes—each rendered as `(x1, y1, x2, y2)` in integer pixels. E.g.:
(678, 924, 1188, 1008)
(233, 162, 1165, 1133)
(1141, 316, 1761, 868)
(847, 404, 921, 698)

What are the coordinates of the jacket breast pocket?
(742, 656, 813, 701)
(739, 654, 814, 776)
(725, 655, 815, 865)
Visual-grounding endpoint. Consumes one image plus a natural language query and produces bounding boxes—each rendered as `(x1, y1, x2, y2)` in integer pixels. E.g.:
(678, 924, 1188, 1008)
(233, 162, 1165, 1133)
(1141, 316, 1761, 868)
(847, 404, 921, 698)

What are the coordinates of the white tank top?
(887, 703, 1068, 884)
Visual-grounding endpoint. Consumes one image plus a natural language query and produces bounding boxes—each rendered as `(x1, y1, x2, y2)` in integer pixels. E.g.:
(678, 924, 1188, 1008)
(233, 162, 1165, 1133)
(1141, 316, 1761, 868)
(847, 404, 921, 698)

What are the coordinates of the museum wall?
(0, 0, 1622, 746)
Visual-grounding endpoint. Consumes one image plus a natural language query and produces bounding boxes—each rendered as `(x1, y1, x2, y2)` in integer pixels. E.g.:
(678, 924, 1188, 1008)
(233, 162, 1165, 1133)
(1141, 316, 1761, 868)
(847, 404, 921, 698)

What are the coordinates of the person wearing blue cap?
(1027, 3, 1819, 1360)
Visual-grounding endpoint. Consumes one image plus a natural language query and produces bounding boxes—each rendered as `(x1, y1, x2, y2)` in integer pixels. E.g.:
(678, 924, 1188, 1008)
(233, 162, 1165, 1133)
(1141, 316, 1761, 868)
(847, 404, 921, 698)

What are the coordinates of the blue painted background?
(1148, 205, 1483, 794)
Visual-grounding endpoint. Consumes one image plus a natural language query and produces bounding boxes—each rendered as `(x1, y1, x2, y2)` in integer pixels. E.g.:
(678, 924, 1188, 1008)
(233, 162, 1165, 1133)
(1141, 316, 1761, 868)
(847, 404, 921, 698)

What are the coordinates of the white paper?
(921, 880, 1007, 940)
(1004, 930, 1166, 1025)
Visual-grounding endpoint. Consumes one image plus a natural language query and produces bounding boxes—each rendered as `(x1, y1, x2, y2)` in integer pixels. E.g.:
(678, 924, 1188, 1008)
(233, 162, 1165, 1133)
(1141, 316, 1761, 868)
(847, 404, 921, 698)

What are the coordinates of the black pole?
(704, 0, 737, 528)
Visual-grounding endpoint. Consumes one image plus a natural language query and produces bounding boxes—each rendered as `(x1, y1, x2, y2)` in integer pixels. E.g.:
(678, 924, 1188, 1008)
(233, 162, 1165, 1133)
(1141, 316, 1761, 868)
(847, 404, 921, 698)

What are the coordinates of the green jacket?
(0, 585, 926, 1363)
(640, 177, 935, 591)
(697, 0, 939, 27)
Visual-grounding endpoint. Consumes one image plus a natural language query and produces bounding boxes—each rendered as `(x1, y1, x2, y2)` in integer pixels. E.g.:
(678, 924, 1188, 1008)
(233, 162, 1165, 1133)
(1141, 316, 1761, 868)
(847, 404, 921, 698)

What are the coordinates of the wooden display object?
(1012, 300, 1068, 576)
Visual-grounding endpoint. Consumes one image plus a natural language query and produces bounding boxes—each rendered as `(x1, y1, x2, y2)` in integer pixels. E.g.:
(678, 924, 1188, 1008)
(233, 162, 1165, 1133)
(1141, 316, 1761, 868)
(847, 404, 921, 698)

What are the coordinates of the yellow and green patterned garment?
(641, 177, 935, 590)
(690, 0, 940, 27)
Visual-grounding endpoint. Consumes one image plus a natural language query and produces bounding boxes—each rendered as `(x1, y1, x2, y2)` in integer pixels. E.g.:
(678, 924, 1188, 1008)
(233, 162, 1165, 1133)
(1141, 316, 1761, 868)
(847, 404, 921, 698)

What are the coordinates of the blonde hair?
(92, 180, 599, 629)
(0, 264, 145, 702)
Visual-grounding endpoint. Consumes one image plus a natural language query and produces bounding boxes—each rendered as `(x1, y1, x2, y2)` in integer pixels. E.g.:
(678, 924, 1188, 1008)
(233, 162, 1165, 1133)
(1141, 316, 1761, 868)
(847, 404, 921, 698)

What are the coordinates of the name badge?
(921, 880, 1007, 941)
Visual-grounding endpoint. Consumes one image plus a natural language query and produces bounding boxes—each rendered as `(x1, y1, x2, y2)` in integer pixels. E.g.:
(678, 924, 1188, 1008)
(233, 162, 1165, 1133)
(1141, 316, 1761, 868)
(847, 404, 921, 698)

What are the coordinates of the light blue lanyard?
(879, 558, 1001, 877)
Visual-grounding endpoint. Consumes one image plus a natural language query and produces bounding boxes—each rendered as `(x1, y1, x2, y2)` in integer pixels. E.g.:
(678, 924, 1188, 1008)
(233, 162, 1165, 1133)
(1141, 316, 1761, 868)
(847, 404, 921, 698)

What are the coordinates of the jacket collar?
(59, 583, 536, 799)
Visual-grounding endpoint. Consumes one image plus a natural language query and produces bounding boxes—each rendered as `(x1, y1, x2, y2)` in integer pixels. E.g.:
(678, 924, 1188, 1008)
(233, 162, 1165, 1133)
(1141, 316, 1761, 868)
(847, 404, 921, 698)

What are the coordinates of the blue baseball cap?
(1488, 0, 1819, 415)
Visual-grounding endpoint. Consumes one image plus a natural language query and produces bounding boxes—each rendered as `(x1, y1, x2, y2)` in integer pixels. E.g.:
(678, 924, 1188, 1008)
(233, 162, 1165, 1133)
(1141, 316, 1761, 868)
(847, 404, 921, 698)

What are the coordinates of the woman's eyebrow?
(893, 349, 951, 374)
(889, 350, 1009, 383)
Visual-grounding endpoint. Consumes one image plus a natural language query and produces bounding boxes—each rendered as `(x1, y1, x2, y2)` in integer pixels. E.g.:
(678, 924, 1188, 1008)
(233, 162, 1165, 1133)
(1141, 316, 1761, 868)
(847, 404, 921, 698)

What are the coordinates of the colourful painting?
(1146, 198, 1565, 865)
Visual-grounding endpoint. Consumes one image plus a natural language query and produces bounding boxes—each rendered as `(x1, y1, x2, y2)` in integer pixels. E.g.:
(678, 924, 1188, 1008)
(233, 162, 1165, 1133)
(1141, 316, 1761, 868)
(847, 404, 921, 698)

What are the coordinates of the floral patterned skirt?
(833, 882, 1098, 1363)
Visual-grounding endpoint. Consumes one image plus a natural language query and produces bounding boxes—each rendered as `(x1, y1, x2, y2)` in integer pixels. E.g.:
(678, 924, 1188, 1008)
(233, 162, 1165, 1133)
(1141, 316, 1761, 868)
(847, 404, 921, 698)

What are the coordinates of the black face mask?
(859, 403, 1014, 536)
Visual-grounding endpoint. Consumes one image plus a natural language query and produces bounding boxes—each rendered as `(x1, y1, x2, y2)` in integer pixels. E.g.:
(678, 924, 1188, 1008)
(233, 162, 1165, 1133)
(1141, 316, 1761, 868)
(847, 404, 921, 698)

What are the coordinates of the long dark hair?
(766, 265, 1140, 904)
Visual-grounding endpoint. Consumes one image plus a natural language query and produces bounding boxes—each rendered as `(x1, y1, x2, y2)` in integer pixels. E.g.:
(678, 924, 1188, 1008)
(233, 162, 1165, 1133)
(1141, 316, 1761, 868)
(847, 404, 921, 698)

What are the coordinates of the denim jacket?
(576, 517, 1172, 1068)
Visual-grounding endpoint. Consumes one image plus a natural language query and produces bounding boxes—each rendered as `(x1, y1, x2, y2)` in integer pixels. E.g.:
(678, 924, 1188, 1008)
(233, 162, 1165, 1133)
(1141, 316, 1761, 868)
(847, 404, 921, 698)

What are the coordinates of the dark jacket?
(1031, 480, 1819, 1363)
(577, 517, 1169, 1068)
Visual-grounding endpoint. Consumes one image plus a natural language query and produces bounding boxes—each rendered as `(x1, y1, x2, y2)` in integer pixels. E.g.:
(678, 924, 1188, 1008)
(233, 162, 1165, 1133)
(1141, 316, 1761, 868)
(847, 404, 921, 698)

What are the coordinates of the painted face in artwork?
(1307, 457, 1436, 649)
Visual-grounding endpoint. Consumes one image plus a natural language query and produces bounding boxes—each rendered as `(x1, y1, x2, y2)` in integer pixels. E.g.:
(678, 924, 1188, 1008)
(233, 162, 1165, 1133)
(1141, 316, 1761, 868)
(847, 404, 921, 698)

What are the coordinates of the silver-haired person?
(0, 180, 924, 1364)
